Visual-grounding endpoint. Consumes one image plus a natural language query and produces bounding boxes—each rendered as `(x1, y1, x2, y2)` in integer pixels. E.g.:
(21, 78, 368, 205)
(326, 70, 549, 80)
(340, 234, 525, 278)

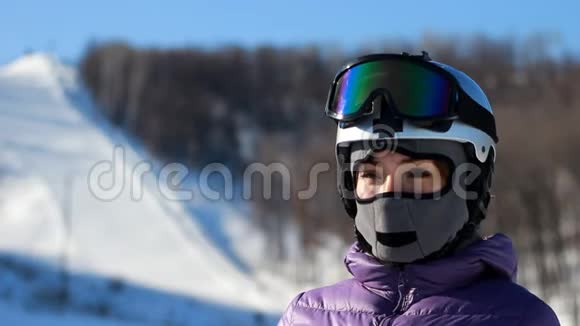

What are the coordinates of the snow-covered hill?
(0, 53, 296, 325)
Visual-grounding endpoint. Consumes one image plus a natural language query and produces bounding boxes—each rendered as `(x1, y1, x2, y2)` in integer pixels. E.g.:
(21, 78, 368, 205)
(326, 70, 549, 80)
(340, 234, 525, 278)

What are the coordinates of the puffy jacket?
(278, 234, 559, 325)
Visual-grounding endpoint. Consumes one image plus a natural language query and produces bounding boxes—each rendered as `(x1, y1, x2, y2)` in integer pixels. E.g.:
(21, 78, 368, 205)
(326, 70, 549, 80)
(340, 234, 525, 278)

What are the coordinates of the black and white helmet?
(327, 52, 498, 260)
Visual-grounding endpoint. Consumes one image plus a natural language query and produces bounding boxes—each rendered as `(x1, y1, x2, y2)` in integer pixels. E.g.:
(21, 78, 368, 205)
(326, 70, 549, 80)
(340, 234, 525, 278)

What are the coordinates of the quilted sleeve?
(278, 292, 306, 326)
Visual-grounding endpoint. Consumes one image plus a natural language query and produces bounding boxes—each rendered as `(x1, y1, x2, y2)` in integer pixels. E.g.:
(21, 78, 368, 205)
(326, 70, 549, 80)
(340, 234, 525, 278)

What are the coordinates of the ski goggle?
(325, 54, 498, 142)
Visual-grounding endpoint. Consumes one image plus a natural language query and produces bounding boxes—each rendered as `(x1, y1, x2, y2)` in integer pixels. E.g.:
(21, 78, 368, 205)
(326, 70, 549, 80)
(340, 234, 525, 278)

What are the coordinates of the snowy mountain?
(0, 53, 300, 325)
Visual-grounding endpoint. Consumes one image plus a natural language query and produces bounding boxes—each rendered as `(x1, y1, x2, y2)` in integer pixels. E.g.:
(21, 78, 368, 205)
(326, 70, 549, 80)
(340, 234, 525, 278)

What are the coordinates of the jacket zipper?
(393, 267, 406, 313)
(392, 265, 416, 314)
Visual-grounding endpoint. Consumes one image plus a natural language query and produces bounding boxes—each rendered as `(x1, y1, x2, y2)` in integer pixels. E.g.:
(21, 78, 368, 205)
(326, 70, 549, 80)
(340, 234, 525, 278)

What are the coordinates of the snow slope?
(0, 53, 288, 324)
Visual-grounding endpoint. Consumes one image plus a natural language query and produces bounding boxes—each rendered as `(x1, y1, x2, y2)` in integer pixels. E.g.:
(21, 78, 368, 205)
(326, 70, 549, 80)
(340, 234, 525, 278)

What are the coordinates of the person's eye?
(359, 171, 377, 179)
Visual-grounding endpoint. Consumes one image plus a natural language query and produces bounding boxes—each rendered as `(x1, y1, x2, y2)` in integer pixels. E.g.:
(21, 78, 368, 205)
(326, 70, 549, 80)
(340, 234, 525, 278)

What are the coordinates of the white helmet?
(326, 52, 498, 262)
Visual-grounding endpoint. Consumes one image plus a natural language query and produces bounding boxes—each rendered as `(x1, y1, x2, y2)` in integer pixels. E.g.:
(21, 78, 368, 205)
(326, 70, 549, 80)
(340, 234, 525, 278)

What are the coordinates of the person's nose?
(376, 163, 399, 193)
(378, 175, 395, 193)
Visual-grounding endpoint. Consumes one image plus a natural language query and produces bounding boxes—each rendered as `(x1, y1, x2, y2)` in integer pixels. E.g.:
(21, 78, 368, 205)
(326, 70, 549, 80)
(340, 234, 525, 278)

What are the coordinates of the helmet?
(328, 52, 497, 263)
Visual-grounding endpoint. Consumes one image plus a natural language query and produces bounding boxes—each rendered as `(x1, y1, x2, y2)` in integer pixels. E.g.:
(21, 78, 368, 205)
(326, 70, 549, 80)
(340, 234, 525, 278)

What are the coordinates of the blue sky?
(1, 0, 579, 64)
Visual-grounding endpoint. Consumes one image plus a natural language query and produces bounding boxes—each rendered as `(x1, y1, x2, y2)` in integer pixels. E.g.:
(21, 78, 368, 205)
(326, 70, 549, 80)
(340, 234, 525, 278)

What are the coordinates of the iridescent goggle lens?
(328, 60, 455, 121)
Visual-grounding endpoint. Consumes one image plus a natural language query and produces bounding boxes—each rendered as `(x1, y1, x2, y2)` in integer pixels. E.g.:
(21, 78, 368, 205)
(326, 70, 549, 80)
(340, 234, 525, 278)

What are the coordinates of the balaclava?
(350, 139, 471, 263)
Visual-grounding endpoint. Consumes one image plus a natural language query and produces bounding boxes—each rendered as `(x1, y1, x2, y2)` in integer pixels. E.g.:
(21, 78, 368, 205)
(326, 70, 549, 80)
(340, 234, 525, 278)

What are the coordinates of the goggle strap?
(457, 92, 498, 143)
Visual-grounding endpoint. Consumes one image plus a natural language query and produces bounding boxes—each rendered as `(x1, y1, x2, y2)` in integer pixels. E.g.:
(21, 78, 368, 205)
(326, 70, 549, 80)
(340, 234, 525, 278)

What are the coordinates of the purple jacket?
(279, 234, 559, 325)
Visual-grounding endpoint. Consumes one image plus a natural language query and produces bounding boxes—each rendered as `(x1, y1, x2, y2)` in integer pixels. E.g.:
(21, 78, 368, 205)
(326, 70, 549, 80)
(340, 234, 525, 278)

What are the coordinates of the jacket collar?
(344, 233, 517, 302)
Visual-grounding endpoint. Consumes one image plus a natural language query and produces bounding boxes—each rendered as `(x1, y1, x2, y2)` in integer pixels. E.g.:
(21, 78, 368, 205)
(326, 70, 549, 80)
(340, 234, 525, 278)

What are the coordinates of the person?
(278, 52, 560, 325)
